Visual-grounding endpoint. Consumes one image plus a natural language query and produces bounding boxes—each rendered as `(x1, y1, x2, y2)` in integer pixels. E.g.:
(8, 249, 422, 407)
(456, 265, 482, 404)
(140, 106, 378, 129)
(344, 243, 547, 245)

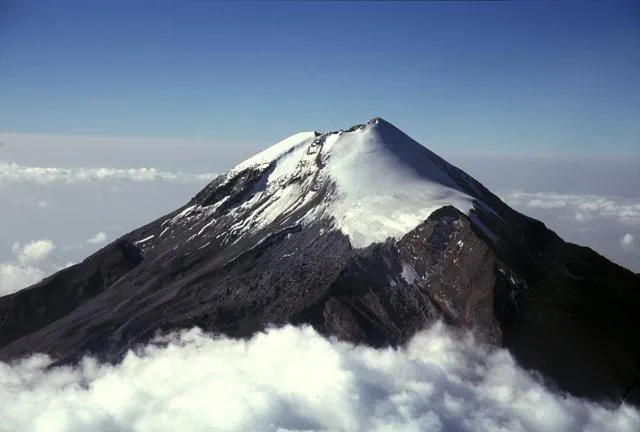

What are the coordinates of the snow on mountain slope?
(215, 117, 478, 248)
(318, 119, 476, 247)
(231, 131, 318, 173)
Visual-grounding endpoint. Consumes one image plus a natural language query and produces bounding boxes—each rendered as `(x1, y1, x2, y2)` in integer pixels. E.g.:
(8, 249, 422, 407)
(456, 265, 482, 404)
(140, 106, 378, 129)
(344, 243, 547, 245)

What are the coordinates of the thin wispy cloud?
(501, 191, 640, 271)
(0, 323, 637, 432)
(0, 162, 217, 185)
(503, 192, 640, 226)
(621, 234, 636, 251)
(0, 160, 214, 294)
(87, 232, 108, 245)
(0, 132, 242, 174)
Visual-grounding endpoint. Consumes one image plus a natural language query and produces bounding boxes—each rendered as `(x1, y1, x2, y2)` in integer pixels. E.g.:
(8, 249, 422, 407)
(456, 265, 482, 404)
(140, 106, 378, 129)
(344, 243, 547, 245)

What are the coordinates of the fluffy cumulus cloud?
(503, 192, 640, 226)
(87, 232, 108, 245)
(0, 262, 46, 296)
(12, 239, 56, 265)
(0, 323, 637, 432)
(0, 162, 217, 184)
(0, 240, 56, 295)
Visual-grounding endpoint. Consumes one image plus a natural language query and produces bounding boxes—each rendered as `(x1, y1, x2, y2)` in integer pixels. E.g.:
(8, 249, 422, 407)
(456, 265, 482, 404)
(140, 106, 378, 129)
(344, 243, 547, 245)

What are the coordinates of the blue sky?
(1, 0, 639, 156)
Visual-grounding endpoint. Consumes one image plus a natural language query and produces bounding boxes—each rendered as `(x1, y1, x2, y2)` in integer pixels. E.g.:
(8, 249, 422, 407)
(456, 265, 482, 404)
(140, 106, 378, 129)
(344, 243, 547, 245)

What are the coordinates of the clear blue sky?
(1, 1, 639, 156)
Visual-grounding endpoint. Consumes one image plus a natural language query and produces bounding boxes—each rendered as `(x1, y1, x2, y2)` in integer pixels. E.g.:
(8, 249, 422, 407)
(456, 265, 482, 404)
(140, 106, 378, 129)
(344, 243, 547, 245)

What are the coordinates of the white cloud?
(621, 234, 635, 251)
(0, 323, 636, 432)
(0, 262, 45, 296)
(12, 239, 56, 265)
(0, 240, 59, 295)
(501, 191, 640, 271)
(87, 232, 107, 245)
(574, 211, 590, 222)
(503, 192, 640, 226)
(0, 162, 217, 185)
(526, 198, 567, 209)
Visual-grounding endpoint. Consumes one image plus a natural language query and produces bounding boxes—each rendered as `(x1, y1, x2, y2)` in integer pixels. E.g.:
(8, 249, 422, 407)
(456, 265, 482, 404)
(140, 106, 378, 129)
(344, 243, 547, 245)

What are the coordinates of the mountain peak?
(367, 116, 393, 128)
(2, 118, 639, 408)
(217, 118, 484, 248)
(316, 116, 390, 137)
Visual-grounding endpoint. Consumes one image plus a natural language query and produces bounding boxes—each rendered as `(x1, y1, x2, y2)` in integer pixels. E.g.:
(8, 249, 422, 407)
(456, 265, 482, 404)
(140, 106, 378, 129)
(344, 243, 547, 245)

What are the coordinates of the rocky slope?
(0, 118, 638, 405)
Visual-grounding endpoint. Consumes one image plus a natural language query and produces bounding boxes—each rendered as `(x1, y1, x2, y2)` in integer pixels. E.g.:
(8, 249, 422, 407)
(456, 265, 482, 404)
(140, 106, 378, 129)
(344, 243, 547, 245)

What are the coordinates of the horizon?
(1, 1, 639, 157)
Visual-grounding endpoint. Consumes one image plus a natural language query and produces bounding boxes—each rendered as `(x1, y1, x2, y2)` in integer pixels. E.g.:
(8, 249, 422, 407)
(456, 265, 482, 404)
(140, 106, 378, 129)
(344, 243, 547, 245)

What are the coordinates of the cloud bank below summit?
(500, 191, 640, 271)
(1, 323, 638, 432)
(0, 138, 220, 296)
(0, 162, 217, 184)
(504, 191, 640, 226)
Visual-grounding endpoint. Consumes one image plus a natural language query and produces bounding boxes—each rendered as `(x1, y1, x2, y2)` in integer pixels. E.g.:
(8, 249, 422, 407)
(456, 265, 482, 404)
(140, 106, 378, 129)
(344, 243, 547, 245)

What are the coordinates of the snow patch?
(134, 235, 155, 245)
(401, 263, 420, 285)
(223, 120, 477, 248)
(318, 125, 474, 247)
(171, 205, 198, 223)
(197, 218, 217, 236)
(230, 132, 317, 175)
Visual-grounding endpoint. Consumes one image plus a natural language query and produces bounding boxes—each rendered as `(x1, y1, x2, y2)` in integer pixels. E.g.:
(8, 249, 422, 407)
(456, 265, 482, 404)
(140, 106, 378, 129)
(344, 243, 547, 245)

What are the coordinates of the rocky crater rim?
(231, 117, 409, 179)
(314, 116, 387, 137)
(187, 116, 481, 250)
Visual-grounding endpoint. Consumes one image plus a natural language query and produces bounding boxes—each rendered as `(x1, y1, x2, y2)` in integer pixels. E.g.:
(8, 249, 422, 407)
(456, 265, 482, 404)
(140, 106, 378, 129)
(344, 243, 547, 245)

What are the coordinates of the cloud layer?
(503, 191, 640, 226)
(1, 323, 638, 432)
(0, 163, 215, 295)
(0, 162, 217, 184)
(501, 191, 640, 271)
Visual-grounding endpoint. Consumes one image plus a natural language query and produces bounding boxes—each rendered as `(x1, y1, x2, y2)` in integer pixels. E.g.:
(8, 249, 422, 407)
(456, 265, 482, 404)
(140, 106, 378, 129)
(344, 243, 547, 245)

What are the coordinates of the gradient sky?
(1, 1, 639, 156)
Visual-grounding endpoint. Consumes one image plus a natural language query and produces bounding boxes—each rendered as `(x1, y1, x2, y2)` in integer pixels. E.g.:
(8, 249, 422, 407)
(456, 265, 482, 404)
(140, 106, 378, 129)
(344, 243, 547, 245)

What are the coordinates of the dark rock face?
(0, 121, 638, 407)
(0, 240, 142, 349)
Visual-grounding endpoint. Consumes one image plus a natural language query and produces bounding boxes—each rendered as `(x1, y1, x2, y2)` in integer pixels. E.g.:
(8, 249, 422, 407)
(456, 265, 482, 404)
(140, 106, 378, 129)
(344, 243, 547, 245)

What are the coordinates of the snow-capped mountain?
(1, 118, 639, 405)
(133, 118, 493, 252)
